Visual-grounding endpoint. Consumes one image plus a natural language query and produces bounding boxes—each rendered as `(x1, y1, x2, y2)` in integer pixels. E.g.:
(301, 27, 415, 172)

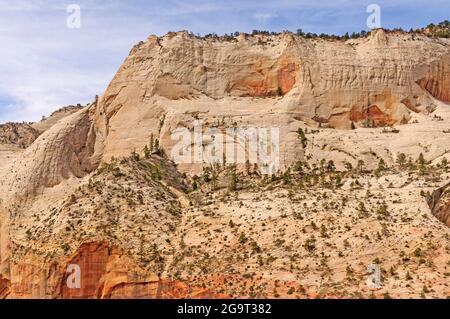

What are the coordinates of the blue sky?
(1, 0, 449, 123)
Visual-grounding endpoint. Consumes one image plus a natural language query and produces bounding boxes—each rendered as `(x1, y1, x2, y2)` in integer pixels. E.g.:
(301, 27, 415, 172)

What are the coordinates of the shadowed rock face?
(228, 56, 299, 97)
(0, 276, 9, 298)
(418, 55, 450, 102)
(60, 243, 110, 299)
(429, 183, 450, 227)
(440, 200, 450, 226)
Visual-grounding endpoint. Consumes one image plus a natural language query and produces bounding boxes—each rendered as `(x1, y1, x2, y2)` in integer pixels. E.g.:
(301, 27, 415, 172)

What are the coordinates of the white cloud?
(252, 13, 278, 24)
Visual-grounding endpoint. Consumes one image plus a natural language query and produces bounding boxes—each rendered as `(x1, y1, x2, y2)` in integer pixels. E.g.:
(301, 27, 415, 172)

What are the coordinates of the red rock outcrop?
(60, 243, 110, 299)
(2, 29, 450, 300)
(60, 243, 227, 299)
(439, 200, 450, 227)
(5, 243, 228, 299)
(229, 56, 299, 97)
(348, 105, 397, 126)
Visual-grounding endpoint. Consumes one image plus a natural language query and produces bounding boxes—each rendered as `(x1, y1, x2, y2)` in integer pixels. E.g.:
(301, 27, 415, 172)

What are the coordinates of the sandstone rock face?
(86, 30, 450, 171)
(2, 108, 98, 199)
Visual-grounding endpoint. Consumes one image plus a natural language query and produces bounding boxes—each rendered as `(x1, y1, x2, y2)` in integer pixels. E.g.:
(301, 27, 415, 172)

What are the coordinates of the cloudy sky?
(0, 0, 449, 123)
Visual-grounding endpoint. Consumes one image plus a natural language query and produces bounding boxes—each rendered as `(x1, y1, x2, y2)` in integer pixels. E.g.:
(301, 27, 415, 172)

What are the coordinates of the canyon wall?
(429, 183, 450, 227)
(87, 30, 450, 168)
